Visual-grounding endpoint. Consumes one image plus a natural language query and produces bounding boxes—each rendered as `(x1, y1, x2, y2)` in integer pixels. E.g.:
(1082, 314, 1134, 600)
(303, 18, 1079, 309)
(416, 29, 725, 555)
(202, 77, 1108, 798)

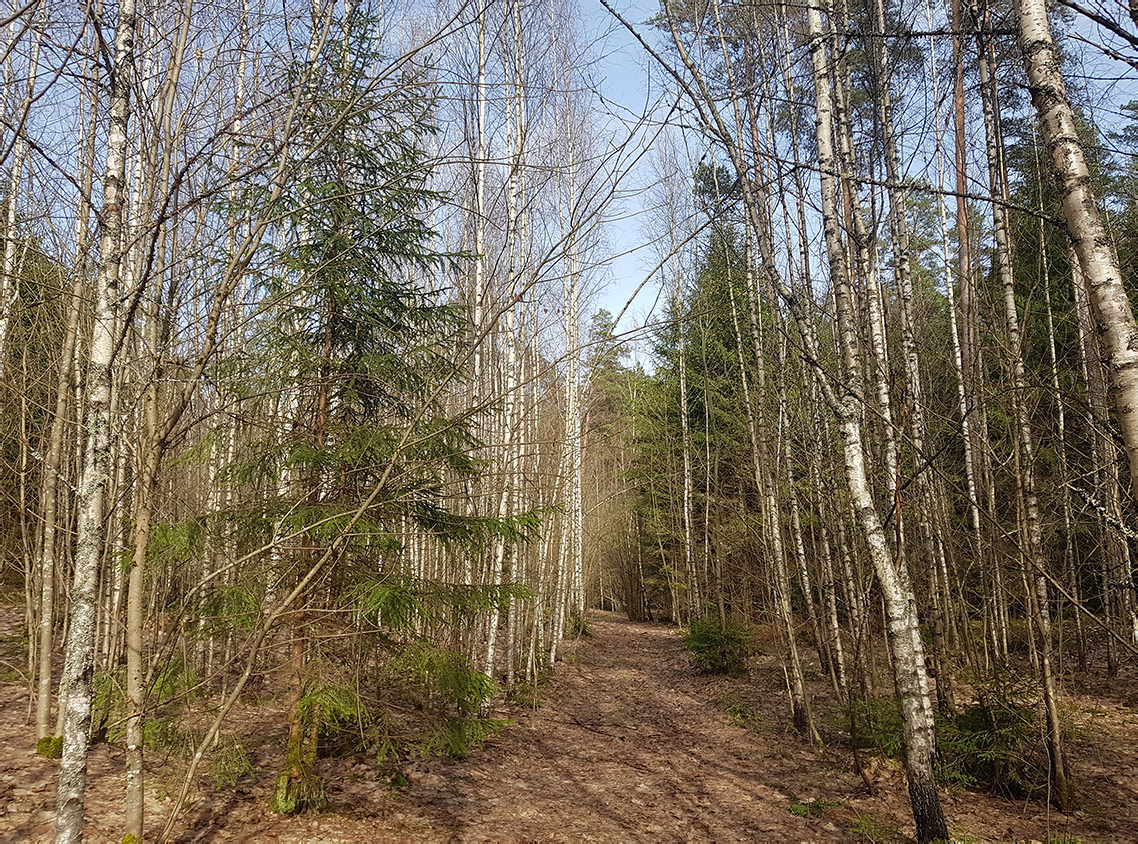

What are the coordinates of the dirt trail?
(371, 615, 852, 843)
(2, 612, 1136, 842)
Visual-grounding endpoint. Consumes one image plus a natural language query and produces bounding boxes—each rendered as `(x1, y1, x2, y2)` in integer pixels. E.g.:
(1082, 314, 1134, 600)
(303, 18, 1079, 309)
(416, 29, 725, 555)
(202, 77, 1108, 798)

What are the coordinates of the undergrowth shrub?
(508, 671, 549, 709)
(92, 656, 201, 747)
(296, 678, 375, 759)
(683, 619, 752, 674)
(843, 697, 906, 759)
(937, 673, 1047, 798)
(269, 649, 506, 771)
(150, 656, 202, 707)
(386, 643, 497, 718)
(841, 671, 1053, 800)
(382, 643, 506, 759)
(210, 736, 255, 789)
(88, 654, 253, 787)
(92, 667, 126, 740)
(143, 716, 196, 758)
(420, 713, 505, 759)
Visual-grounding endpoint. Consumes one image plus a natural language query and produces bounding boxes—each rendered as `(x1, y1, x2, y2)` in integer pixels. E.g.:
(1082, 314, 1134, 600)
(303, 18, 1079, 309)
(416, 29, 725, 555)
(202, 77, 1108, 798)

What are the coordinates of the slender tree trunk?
(35, 74, 95, 739)
(949, 0, 1003, 668)
(487, 3, 527, 676)
(122, 12, 193, 829)
(0, 4, 44, 374)
(974, 13, 1073, 807)
(806, 5, 948, 837)
(723, 229, 814, 738)
(1038, 157, 1082, 672)
(55, 2, 136, 840)
(876, 0, 955, 714)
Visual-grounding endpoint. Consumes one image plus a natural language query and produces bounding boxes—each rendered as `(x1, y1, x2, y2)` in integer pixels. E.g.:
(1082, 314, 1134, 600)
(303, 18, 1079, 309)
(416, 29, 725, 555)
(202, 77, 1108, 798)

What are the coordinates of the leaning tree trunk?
(55, 1, 136, 841)
(1016, 0, 1138, 515)
(1072, 245, 1132, 666)
(806, 4, 949, 839)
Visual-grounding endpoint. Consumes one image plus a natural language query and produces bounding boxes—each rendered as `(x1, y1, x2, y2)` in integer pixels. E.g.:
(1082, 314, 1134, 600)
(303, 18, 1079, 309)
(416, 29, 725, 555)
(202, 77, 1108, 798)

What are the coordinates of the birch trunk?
(487, 0, 527, 677)
(1016, 0, 1138, 512)
(806, 5, 947, 837)
(876, 0, 954, 712)
(55, 2, 136, 840)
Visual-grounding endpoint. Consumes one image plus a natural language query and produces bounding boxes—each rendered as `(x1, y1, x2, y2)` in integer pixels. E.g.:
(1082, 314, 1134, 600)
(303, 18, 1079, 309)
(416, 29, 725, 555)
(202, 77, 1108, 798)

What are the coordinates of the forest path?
(184, 612, 1136, 843)
(0, 611, 860, 843)
(3, 609, 1135, 842)
(357, 612, 855, 843)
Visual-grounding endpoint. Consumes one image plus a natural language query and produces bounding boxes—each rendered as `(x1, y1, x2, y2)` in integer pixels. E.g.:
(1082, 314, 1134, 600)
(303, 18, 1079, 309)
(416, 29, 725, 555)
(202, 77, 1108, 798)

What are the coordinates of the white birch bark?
(486, 1, 527, 677)
(804, 6, 948, 837)
(875, 0, 954, 712)
(55, 2, 136, 840)
(1016, 0, 1138, 511)
(1072, 246, 1131, 664)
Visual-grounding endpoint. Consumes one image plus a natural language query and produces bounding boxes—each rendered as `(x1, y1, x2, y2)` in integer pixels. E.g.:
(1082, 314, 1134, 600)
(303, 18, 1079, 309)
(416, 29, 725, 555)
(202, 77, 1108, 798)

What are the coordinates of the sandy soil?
(1, 612, 1136, 842)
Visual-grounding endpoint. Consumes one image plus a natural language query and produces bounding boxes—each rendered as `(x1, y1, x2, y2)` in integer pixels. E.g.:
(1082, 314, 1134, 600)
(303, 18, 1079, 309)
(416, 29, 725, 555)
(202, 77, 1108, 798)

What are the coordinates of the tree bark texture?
(55, 2, 136, 840)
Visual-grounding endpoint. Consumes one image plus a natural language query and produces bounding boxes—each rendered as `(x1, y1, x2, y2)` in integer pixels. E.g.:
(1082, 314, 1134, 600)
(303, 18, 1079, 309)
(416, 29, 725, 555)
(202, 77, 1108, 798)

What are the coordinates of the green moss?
(787, 796, 839, 818)
(849, 812, 908, 842)
(721, 692, 767, 733)
(271, 694, 326, 815)
(36, 735, 63, 758)
(269, 767, 327, 814)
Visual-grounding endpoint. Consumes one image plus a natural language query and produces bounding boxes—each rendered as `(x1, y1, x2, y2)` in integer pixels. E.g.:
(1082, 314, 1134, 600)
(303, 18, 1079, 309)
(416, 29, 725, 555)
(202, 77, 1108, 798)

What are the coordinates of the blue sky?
(580, 0, 672, 361)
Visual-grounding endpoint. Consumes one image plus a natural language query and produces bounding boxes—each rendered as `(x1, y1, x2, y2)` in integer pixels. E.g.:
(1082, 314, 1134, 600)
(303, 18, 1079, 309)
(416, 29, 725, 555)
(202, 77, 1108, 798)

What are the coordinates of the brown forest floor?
(1, 611, 1137, 842)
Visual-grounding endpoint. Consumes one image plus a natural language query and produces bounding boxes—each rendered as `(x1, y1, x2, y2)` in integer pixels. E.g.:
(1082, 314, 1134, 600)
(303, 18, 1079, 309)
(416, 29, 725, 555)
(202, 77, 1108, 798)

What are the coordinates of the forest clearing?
(5, 0, 1138, 841)
(3, 611, 1136, 843)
